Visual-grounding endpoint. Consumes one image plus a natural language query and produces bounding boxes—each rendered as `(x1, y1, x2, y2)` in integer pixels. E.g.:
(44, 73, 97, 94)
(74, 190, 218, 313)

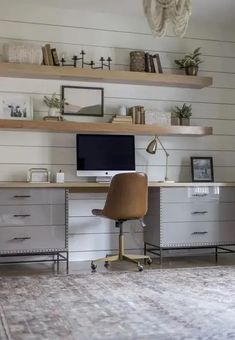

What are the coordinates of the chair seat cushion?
(92, 209, 104, 217)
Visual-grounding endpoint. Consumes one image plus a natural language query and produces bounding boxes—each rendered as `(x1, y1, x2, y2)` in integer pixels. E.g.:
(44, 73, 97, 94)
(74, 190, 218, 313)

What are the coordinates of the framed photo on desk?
(191, 157, 214, 182)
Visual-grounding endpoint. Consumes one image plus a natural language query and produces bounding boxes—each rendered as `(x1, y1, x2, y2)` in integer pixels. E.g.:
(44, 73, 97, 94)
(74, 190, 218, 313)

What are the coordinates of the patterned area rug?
(0, 266, 235, 340)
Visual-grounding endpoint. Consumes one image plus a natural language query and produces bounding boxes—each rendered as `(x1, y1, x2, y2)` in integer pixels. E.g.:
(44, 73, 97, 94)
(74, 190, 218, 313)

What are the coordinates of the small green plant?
(174, 47, 203, 69)
(43, 93, 68, 110)
(172, 104, 192, 119)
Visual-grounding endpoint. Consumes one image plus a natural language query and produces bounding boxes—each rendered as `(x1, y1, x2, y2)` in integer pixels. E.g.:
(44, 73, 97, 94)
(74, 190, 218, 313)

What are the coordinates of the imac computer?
(76, 134, 135, 181)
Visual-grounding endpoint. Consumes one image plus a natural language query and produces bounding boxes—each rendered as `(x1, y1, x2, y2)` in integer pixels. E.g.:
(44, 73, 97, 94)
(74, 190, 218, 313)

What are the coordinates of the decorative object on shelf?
(61, 86, 104, 117)
(111, 115, 132, 124)
(55, 169, 65, 183)
(172, 103, 192, 125)
(0, 94, 33, 120)
(118, 105, 127, 116)
(43, 93, 67, 118)
(130, 51, 146, 72)
(174, 48, 203, 76)
(143, 0, 192, 37)
(145, 111, 171, 126)
(61, 50, 112, 70)
(128, 106, 145, 124)
(145, 53, 163, 73)
(191, 157, 214, 182)
(146, 135, 174, 183)
(27, 168, 51, 183)
(3, 43, 43, 64)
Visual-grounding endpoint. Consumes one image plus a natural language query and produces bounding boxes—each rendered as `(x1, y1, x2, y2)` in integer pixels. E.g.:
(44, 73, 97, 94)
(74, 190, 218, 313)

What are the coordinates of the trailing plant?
(172, 103, 192, 119)
(174, 47, 203, 69)
(43, 93, 68, 110)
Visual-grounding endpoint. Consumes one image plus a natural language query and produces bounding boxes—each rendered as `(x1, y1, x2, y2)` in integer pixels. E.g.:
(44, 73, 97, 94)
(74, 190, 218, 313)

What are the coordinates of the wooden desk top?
(0, 181, 234, 188)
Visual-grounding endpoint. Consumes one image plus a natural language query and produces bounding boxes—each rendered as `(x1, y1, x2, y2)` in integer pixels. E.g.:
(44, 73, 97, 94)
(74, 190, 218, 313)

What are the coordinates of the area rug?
(0, 266, 235, 340)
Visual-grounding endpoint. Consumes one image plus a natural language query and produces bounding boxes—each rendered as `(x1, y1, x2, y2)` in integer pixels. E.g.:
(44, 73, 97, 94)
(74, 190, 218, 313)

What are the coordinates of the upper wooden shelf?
(0, 119, 212, 136)
(0, 62, 212, 88)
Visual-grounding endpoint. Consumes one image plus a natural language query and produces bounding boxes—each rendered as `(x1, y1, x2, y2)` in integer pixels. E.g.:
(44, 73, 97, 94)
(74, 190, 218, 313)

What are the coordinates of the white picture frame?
(0, 94, 33, 120)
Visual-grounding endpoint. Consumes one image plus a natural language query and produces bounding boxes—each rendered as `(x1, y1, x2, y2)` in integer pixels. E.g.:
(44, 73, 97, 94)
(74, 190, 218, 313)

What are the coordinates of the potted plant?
(172, 104, 192, 126)
(43, 93, 68, 117)
(174, 48, 203, 76)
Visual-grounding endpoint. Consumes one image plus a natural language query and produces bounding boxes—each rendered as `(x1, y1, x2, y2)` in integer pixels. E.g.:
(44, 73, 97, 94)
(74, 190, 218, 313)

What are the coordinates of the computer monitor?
(76, 134, 135, 179)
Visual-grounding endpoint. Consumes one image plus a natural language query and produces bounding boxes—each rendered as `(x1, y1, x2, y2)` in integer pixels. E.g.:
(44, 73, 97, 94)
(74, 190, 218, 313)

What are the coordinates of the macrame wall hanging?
(143, 0, 192, 37)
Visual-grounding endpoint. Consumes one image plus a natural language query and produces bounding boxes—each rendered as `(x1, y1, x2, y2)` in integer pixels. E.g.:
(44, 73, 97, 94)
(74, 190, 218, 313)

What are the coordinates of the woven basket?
(3, 43, 43, 64)
(130, 51, 145, 72)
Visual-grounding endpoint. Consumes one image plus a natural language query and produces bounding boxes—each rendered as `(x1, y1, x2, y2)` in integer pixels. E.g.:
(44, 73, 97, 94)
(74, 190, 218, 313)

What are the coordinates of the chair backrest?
(102, 172, 148, 220)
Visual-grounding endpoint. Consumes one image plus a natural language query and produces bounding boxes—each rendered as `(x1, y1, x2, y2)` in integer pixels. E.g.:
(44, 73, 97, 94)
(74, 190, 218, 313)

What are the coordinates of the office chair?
(91, 172, 152, 272)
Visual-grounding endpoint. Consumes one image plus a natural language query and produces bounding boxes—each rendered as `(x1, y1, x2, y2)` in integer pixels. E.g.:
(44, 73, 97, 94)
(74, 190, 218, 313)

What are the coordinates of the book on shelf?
(114, 115, 132, 120)
(145, 53, 151, 73)
(149, 55, 156, 73)
(112, 115, 133, 124)
(153, 54, 163, 73)
(152, 56, 159, 74)
(45, 44, 54, 66)
(42, 46, 50, 65)
(128, 106, 145, 124)
(51, 48, 60, 66)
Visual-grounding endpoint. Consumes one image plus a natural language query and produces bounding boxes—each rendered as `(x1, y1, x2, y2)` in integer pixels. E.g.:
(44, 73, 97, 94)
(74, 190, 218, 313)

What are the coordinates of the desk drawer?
(161, 187, 220, 203)
(161, 202, 235, 222)
(161, 221, 235, 247)
(0, 189, 65, 205)
(0, 225, 66, 252)
(0, 205, 65, 226)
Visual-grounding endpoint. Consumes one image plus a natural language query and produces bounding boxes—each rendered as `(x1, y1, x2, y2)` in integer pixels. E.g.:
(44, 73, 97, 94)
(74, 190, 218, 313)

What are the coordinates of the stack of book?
(145, 53, 163, 73)
(128, 106, 145, 124)
(42, 44, 60, 66)
(112, 115, 133, 124)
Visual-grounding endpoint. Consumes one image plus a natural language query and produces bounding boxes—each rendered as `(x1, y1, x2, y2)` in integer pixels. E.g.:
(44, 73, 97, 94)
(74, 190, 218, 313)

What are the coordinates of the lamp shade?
(146, 137, 157, 154)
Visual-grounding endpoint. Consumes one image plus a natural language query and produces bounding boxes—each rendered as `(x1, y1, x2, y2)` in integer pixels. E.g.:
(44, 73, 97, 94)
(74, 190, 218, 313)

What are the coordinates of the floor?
(1, 253, 235, 276)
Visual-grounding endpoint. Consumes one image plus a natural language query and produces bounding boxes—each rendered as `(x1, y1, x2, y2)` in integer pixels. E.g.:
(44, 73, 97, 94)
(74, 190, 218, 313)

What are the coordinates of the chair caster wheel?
(91, 261, 97, 272)
(104, 261, 110, 268)
(137, 264, 143, 272)
(147, 258, 152, 265)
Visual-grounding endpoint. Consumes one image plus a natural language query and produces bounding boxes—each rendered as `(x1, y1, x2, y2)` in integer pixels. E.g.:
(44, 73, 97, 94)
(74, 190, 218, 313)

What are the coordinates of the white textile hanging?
(143, 0, 192, 37)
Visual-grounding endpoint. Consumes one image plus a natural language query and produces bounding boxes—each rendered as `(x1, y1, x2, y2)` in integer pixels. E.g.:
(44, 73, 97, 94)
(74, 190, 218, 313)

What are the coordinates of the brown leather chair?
(91, 172, 152, 271)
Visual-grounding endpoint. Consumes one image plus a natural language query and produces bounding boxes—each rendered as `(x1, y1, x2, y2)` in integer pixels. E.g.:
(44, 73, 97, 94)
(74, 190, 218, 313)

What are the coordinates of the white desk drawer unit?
(0, 225, 65, 252)
(0, 188, 68, 271)
(144, 186, 235, 259)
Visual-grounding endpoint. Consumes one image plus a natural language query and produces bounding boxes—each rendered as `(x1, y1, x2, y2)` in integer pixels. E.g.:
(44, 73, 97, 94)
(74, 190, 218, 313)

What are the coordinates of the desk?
(0, 182, 235, 268)
(144, 184, 235, 262)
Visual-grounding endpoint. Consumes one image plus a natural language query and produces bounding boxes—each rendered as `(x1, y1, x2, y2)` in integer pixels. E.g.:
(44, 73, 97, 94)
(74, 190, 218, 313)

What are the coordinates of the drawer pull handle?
(192, 231, 208, 235)
(13, 195, 31, 198)
(192, 194, 208, 197)
(12, 237, 31, 241)
(13, 214, 31, 218)
(192, 211, 208, 215)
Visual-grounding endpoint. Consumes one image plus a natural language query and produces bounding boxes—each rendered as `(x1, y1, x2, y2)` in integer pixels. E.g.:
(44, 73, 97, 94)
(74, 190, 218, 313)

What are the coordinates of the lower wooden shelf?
(0, 119, 212, 136)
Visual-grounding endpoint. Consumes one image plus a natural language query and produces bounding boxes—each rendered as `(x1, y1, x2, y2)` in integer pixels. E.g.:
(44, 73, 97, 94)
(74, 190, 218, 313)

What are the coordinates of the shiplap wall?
(0, 0, 235, 261)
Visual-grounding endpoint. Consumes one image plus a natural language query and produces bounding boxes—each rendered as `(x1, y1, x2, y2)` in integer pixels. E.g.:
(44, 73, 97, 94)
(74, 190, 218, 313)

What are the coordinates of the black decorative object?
(60, 50, 112, 70)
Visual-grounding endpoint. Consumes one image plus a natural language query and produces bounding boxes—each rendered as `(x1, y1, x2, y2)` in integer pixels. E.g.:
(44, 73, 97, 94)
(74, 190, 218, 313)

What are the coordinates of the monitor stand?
(95, 176, 112, 183)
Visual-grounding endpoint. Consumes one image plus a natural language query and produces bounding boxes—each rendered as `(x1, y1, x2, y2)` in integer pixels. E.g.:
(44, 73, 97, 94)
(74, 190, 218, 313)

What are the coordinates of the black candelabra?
(60, 50, 112, 70)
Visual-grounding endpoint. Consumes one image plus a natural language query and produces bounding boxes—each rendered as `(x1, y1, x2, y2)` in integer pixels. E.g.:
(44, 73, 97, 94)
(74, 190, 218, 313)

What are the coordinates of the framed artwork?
(0, 94, 33, 120)
(61, 86, 104, 117)
(191, 157, 214, 182)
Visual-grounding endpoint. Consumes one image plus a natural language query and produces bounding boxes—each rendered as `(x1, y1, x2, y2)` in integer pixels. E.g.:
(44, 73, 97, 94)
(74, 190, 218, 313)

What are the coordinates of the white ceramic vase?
(48, 107, 60, 117)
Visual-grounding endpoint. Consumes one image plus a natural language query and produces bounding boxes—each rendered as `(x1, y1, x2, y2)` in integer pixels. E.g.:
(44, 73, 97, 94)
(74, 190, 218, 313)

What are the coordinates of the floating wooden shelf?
(0, 62, 212, 88)
(0, 119, 213, 136)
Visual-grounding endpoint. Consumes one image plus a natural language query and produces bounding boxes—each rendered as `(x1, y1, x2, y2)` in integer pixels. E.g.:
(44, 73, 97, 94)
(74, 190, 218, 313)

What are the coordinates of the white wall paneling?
(0, 0, 234, 260)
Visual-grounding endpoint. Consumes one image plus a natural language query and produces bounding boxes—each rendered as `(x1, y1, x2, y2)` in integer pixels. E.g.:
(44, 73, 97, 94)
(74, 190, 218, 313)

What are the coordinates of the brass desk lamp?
(146, 136, 174, 183)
